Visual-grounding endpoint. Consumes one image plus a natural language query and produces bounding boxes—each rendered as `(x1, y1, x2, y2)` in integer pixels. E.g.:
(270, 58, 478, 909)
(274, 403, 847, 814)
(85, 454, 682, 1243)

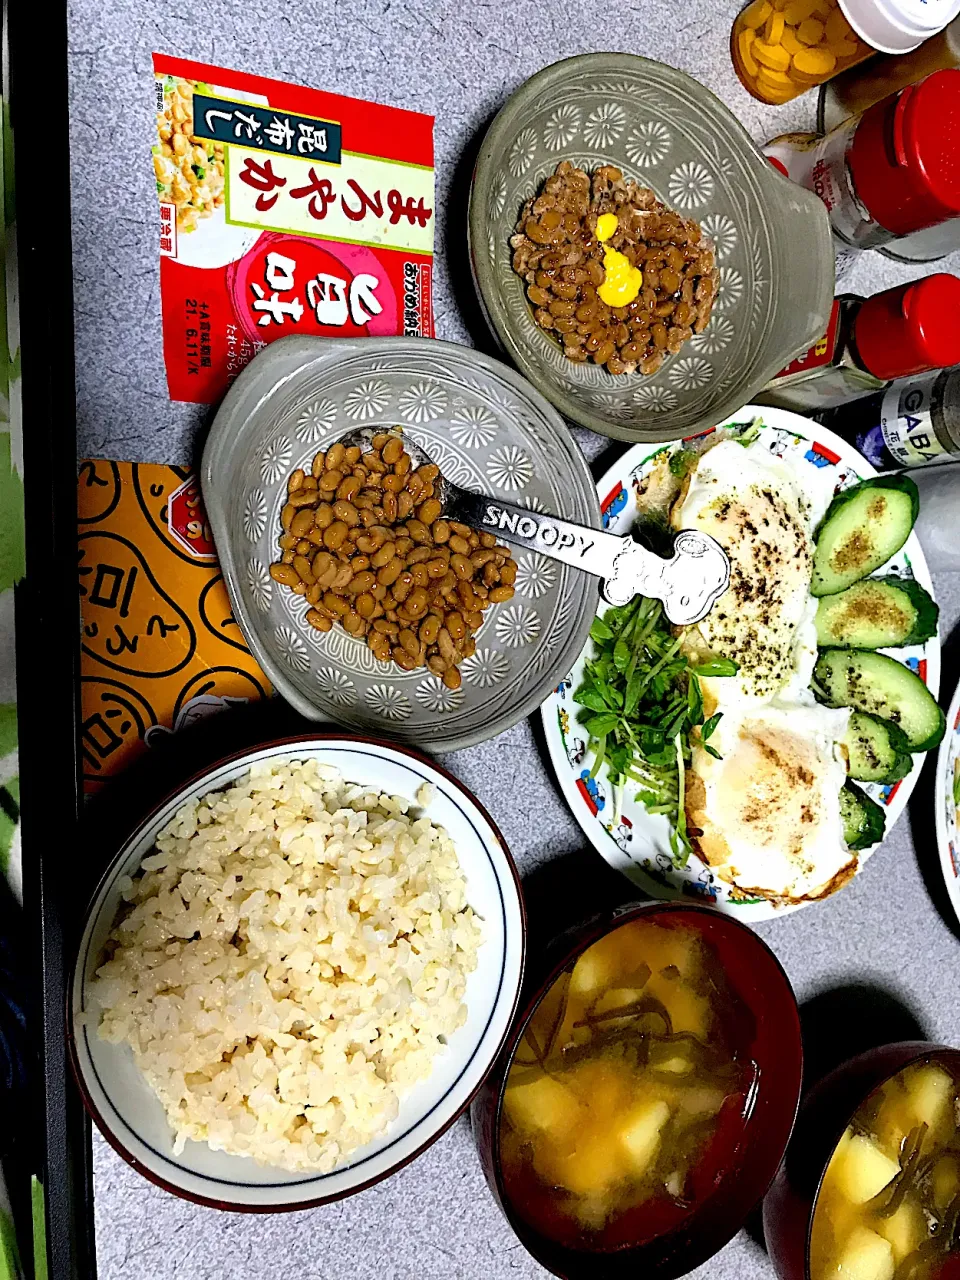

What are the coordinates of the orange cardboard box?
(78, 460, 270, 791)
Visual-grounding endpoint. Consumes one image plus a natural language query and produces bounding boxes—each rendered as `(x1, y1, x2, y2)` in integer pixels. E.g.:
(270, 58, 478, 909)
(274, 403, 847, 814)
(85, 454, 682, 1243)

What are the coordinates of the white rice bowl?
(71, 740, 524, 1209)
(91, 759, 482, 1173)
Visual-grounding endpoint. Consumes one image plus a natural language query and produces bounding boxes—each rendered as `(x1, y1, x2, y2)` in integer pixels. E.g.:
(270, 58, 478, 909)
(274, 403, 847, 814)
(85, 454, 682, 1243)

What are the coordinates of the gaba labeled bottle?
(816, 367, 960, 470)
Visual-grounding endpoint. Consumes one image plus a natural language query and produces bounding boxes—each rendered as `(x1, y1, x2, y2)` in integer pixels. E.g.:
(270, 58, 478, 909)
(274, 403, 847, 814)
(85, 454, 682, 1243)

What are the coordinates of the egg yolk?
(598, 249, 643, 308)
(594, 213, 643, 308)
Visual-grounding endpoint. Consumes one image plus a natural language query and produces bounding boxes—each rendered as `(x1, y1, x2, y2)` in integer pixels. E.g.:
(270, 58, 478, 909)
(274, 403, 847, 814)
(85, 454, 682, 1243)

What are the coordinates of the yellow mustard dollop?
(595, 212, 619, 242)
(598, 248, 643, 308)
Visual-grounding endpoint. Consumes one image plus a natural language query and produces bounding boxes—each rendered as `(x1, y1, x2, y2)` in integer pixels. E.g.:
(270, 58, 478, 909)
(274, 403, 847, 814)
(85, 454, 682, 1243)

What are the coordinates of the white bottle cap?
(840, 0, 960, 54)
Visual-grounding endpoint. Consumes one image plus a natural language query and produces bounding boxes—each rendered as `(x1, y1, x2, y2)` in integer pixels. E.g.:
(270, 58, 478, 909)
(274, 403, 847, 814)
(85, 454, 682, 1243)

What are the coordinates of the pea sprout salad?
(574, 594, 737, 866)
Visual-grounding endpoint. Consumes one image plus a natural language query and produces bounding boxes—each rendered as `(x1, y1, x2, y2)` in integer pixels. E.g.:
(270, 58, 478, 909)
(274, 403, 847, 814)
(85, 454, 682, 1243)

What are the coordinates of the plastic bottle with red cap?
(756, 273, 960, 412)
(763, 69, 960, 274)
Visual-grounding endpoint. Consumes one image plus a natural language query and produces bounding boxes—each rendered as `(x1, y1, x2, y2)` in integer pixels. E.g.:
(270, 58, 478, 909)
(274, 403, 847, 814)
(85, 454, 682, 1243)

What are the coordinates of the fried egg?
(669, 437, 853, 904)
(672, 439, 835, 715)
(686, 701, 854, 903)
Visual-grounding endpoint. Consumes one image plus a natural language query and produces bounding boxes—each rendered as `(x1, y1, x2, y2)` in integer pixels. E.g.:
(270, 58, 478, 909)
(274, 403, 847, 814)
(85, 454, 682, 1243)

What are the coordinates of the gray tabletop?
(67, 1, 960, 1276)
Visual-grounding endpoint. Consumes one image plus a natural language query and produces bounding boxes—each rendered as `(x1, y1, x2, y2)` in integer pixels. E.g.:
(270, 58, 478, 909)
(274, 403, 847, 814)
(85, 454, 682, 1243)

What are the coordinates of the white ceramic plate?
(70, 736, 525, 1210)
(542, 406, 940, 923)
(935, 678, 960, 926)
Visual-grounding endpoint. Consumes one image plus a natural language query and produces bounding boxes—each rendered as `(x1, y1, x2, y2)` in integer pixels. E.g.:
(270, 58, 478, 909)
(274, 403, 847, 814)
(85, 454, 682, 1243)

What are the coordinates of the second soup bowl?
(764, 1042, 960, 1280)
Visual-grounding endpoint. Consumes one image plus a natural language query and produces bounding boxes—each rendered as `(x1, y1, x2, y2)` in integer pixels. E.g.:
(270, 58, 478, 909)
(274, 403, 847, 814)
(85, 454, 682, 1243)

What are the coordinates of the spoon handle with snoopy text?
(444, 484, 730, 627)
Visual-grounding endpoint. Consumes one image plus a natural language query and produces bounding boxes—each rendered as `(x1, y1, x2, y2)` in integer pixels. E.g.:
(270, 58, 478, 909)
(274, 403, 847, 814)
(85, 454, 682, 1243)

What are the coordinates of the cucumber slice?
(841, 712, 914, 785)
(815, 576, 939, 649)
(812, 476, 919, 597)
(814, 649, 944, 752)
(839, 781, 887, 851)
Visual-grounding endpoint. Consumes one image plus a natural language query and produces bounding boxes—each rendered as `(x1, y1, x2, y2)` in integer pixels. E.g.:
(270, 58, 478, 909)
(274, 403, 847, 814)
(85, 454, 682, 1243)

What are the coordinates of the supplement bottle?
(732, 0, 960, 105)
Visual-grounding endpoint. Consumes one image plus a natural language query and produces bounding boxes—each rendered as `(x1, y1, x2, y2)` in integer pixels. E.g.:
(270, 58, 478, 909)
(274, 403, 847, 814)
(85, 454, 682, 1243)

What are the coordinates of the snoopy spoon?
(333, 429, 731, 626)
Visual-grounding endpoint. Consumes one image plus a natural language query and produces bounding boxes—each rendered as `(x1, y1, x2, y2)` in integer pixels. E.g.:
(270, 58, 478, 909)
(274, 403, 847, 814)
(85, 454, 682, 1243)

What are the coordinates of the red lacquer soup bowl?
(471, 900, 803, 1279)
(764, 1042, 960, 1280)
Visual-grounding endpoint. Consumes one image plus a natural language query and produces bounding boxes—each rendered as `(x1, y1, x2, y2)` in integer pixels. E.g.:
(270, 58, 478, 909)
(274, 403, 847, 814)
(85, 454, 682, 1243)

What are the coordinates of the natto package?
(152, 54, 435, 403)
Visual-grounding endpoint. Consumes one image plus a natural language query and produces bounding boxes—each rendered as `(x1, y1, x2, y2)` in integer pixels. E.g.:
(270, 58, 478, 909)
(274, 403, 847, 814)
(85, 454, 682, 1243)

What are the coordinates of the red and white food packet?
(152, 54, 435, 403)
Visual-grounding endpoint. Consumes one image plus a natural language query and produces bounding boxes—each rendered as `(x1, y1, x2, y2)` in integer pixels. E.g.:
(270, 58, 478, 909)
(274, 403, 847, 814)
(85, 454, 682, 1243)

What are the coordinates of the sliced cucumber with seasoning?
(841, 712, 914, 785)
(839, 780, 887, 851)
(812, 475, 919, 597)
(814, 649, 944, 752)
(815, 576, 939, 649)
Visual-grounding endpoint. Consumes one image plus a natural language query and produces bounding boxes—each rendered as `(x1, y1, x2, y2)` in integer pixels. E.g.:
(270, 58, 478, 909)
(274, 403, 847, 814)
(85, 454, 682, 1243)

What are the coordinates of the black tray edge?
(8, 0, 97, 1273)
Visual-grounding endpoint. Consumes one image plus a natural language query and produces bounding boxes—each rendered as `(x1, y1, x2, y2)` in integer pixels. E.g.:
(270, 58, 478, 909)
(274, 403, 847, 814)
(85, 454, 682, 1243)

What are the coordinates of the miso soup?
(498, 918, 757, 1252)
(811, 1058, 960, 1280)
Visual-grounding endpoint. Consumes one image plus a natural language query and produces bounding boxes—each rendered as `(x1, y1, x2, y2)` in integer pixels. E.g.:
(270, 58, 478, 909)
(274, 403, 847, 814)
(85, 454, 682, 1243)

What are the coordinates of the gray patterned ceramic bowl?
(202, 336, 600, 752)
(468, 54, 835, 443)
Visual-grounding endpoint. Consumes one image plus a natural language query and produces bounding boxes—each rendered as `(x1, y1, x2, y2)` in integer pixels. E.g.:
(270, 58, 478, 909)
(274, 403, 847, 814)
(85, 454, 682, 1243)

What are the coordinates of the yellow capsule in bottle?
(762, 83, 800, 103)
(757, 78, 795, 101)
(792, 44, 838, 77)
(831, 35, 859, 57)
(753, 39, 792, 70)
(764, 10, 786, 42)
(825, 5, 852, 42)
(783, 0, 816, 23)
(796, 16, 825, 43)
(738, 27, 761, 76)
(741, 0, 773, 27)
